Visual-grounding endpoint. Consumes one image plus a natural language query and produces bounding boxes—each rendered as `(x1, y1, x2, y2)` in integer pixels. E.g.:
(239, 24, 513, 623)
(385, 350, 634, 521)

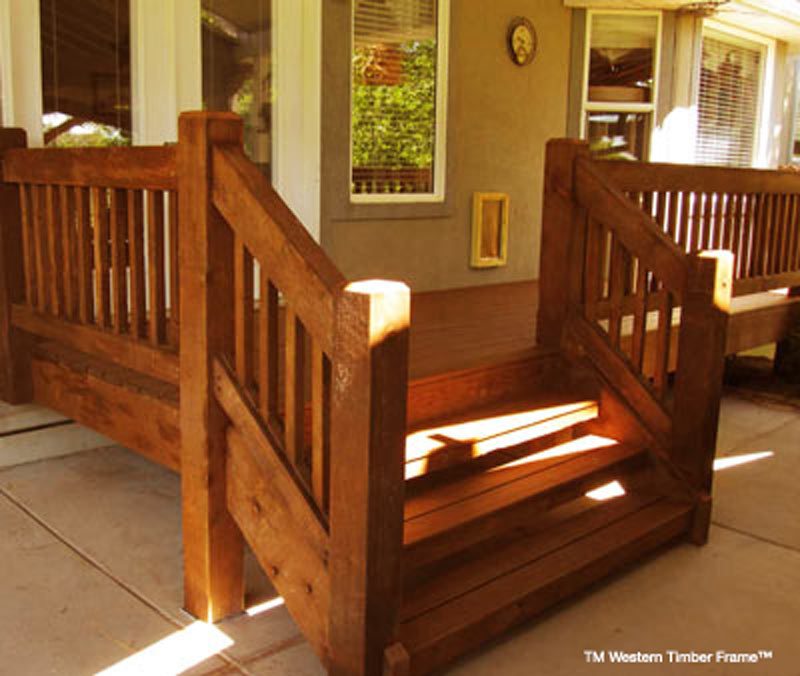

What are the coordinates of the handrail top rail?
(598, 157, 800, 195)
(2, 145, 177, 190)
(574, 156, 688, 296)
(211, 144, 346, 353)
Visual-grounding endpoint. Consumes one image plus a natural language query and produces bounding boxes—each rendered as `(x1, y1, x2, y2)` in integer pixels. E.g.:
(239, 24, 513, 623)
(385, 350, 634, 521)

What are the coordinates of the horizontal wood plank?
(2, 146, 177, 190)
(11, 304, 179, 384)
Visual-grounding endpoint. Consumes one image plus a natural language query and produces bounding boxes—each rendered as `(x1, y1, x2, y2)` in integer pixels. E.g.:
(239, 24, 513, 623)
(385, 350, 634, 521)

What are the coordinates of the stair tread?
(399, 493, 693, 671)
(404, 439, 646, 548)
(404, 394, 599, 483)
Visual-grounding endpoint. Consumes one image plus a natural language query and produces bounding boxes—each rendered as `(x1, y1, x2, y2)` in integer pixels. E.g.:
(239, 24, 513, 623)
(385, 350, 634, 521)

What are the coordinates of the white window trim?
(349, 0, 450, 205)
(700, 19, 775, 168)
(580, 9, 662, 153)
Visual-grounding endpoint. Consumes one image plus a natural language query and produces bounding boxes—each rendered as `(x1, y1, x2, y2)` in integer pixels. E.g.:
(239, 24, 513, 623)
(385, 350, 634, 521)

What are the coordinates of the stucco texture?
(320, 0, 572, 292)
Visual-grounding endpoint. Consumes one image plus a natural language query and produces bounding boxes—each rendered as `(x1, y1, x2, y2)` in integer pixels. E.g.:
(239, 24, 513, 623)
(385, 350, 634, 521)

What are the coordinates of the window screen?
(696, 31, 762, 168)
(351, 0, 441, 197)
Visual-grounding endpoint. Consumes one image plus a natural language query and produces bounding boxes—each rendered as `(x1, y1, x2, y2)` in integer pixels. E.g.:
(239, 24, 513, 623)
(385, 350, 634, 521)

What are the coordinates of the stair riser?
(405, 454, 647, 570)
(407, 510, 692, 675)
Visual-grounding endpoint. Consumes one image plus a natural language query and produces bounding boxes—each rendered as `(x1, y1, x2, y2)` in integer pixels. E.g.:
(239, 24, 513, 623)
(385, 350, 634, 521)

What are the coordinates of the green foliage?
(45, 121, 130, 148)
(352, 40, 436, 169)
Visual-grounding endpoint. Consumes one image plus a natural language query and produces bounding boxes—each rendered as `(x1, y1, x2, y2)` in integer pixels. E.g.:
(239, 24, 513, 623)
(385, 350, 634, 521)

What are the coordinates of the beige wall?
(320, 0, 572, 292)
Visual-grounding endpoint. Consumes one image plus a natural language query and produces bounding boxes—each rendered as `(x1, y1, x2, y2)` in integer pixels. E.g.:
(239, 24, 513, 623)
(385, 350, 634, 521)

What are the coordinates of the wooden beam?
(0, 129, 33, 404)
(2, 146, 176, 190)
(177, 111, 244, 622)
(328, 280, 410, 676)
(537, 139, 590, 349)
(671, 251, 732, 544)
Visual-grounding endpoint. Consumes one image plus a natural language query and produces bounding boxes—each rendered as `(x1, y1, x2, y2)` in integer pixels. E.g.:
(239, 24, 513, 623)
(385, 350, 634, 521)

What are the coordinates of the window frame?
(580, 9, 663, 161)
(349, 0, 450, 205)
(697, 19, 775, 168)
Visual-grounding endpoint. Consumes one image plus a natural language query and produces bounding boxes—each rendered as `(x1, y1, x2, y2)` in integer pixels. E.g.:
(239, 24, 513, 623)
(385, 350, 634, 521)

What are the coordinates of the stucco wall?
(320, 0, 572, 292)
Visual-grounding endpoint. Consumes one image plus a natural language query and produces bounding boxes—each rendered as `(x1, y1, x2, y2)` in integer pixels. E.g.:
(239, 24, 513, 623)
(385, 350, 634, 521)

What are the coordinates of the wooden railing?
(601, 160, 800, 295)
(0, 135, 179, 384)
(177, 113, 410, 675)
(539, 140, 732, 543)
(352, 166, 432, 194)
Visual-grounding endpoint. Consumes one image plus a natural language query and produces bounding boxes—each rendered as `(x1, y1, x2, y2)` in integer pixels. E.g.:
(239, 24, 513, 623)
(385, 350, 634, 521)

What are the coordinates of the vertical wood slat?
(285, 308, 307, 473)
(667, 191, 680, 242)
(740, 193, 756, 280)
(630, 262, 649, 371)
(91, 187, 111, 327)
(691, 192, 703, 253)
(168, 191, 180, 338)
(729, 193, 744, 278)
(234, 236, 254, 389)
(18, 185, 35, 306)
(583, 216, 602, 321)
(258, 273, 280, 426)
(59, 185, 76, 320)
(30, 186, 46, 312)
(311, 342, 331, 514)
(110, 189, 128, 333)
(789, 195, 800, 271)
(655, 191, 667, 233)
(701, 192, 715, 251)
(147, 190, 166, 345)
(653, 288, 674, 398)
(128, 190, 146, 338)
(607, 234, 625, 348)
(45, 185, 62, 316)
(776, 193, 791, 274)
(75, 187, 93, 324)
(712, 191, 726, 249)
(0, 129, 33, 404)
(677, 190, 691, 250)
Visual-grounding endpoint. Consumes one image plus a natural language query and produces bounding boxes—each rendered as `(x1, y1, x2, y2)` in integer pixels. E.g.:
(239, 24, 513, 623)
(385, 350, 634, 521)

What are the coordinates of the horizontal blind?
(351, 0, 438, 195)
(696, 32, 762, 168)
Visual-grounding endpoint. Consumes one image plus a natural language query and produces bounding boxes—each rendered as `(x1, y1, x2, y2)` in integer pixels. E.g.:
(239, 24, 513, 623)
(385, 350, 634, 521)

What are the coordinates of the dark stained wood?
(91, 186, 111, 327)
(258, 274, 280, 424)
(110, 189, 128, 334)
(311, 342, 331, 513)
(44, 185, 63, 316)
(328, 281, 410, 676)
(59, 185, 76, 319)
(212, 145, 345, 354)
(652, 289, 674, 397)
(31, 185, 46, 312)
(177, 111, 245, 622)
(537, 139, 590, 349)
(672, 251, 732, 542)
(0, 129, 33, 403)
(127, 190, 146, 338)
(565, 313, 671, 445)
(575, 158, 687, 295)
(399, 499, 692, 676)
(75, 187, 94, 323)
(234, 237, 254, 389)
(18, 184, 35, 306)
(11, 303, 179, 383)
(214, 355, 331, 661)
(2, 145, 177, 190)
(147, 190, 166, 345)
(168, 191, 180, 343)
(285, 308, 307, 473)
(30, 350, 180, 470)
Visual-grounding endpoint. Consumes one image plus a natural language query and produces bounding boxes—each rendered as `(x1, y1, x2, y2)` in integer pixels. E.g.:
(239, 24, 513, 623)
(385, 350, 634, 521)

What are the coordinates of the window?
(582, 11, 660, 161)
(351, 0, 449, 202)
(202, 0, 272, 176)
(695, 26, 768, 168)
(40, 0, 131, 147)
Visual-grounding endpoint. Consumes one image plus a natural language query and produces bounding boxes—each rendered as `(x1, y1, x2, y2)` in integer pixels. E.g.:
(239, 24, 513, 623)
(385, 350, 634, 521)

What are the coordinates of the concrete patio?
(0, 390, 798, 675)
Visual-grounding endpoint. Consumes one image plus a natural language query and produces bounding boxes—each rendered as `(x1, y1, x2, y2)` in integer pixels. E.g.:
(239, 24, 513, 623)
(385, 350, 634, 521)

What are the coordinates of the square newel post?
(537, 138, 590, 350)
(672, 250, 733, 545)
(329, 280, 410, 676)
(177, 112, 245, 622)
(0, 129, 32, 404)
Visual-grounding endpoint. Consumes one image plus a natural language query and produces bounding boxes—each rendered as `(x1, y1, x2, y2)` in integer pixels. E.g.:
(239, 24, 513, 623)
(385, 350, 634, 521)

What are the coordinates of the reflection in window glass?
(40, 0, 131, 147)
(588, 14, 657, 104)
(586, 111, 649, 161)
(351, 0, 440, 196)
(202, 0, 271, 176)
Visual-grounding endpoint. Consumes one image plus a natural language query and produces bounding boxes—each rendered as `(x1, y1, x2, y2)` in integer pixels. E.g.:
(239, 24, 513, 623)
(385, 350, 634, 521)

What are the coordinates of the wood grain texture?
(177, 111, 244, 622)
(2, 145, 176, 189)
(0, 129, 33, 403)
(328, 282, 410, 676)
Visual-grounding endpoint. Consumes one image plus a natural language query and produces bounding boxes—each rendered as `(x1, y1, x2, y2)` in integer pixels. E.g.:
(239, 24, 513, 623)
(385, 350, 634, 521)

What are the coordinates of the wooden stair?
(396, 389, 693, 674)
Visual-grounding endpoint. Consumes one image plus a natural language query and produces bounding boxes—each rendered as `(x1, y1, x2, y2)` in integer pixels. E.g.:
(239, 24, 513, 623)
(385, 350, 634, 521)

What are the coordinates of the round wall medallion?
(507, 17, 537, 67)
